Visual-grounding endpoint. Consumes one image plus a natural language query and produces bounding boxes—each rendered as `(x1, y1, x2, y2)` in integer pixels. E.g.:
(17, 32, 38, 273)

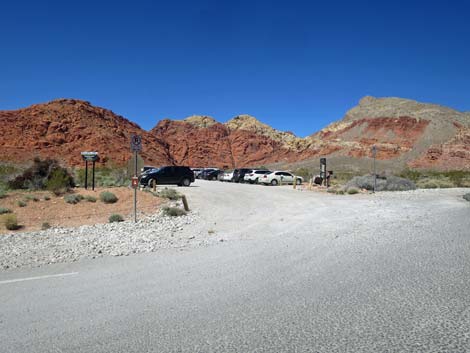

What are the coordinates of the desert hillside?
(0, 99, 173, 167)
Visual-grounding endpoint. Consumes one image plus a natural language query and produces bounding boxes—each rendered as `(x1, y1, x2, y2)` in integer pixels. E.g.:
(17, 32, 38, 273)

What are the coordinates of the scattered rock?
(0, 212, 213, 271)
(344, 175, 416, 192)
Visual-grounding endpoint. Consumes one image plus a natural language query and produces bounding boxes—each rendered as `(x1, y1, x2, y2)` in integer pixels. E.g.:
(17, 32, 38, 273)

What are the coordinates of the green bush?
(64, 194, 83, 204)
(44, 195, 51, 201)
(347, 188, 359, 195)
(0, 207, 12, 214)
(8, 158, 74, 191)
(109, 214, 124, 223)
(0, 189, 7, 199)
(85, 195, 97, 202)
(41, 222, 51, 230)
(4, 214, 21, 230)
(100, 191, 118, 204)
(47, 168, 75, 195)
(17, 200, 27, 207)
(162, 206, 186, 217)
(157, 188, 181, 200)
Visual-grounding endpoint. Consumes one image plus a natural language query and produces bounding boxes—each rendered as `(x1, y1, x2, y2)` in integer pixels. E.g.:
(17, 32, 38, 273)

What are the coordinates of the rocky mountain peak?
(224, 114, 269, 132)
(182, 115, 217, 128)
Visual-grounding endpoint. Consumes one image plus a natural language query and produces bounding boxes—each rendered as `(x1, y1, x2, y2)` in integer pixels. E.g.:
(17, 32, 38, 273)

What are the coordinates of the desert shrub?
(64, 194, 83, 204)
(100, 191, 118, 204)
(85, 195, 97, 202)
(157, 188, 181, 200)
(17, 200, 27, 207)
(293, 168, 312, 181)
(417, 179, 454, 189)
(46, 168, 75, 195)
(347, 188, 359, 195)
(24, 194, 39, 202)
(0, 207, 12, 214)
(345, 175, 416, 192)
(418, 180, 438, 189)
(399, 169, 423, 182)
(400, 169, 470, 188)
(0, 188, 7, 199)
(75, 166, 128, 188)
(109, 214, 124, 223)
(4, 214, 20, 230)
(41, 222, 51, 230)
(463, 193, 470, 202)
(8, 158, 74, 191)
(162, 206, 186, 217)
(44, 195, 51, 201)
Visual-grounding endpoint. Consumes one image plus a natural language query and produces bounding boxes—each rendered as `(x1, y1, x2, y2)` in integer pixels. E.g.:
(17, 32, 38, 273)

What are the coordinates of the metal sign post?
(371, 145, 377, 193)
(130, 135, 142, 223)
(320, 158, 327, 186)
(81, 152, 99, 190)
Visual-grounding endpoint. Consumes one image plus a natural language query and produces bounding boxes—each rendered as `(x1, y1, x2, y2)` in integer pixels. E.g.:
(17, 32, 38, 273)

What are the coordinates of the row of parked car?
(138, 166, 303, 187)
(192, 167, 303, 186)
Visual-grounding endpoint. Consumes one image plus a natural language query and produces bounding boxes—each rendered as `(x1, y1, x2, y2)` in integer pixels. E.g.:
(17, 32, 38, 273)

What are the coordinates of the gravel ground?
(1, 182, 469, 272)
(0, 201, 218, 270)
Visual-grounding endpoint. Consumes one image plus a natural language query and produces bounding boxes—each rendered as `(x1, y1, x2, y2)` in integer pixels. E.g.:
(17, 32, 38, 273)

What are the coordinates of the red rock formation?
(314, 116, 430, 159)
(408, 127, 470, 170)
(1, 96, 469, 171)
(0, 99, 171, 167)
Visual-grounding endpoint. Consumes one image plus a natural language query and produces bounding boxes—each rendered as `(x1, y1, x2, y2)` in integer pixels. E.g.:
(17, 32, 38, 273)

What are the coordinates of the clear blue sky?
(1, 0, 469, 136)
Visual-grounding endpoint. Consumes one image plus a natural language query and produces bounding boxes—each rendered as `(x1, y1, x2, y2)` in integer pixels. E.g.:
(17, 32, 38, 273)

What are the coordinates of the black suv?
(201, 169, 223, 181)
(139, 166, 194, 187)
(232, 168, 252, 183)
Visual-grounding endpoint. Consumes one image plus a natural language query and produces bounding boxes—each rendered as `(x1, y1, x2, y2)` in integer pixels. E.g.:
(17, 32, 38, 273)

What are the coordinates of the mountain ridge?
(1, 96, 469, 171)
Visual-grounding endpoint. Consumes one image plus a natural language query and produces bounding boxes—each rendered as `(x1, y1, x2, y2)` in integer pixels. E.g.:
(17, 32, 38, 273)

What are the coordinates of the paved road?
(1, 181, 469, 352)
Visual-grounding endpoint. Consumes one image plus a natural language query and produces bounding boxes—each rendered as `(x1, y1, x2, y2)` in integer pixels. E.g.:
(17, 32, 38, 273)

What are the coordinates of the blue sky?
(1, 0, 469, 136)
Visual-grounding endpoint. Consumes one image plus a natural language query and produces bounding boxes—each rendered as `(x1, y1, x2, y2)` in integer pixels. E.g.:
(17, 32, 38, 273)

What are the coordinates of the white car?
(259, 171, 303, 186)
(243, 170, 272, 184)
(220, 170, 234, 182)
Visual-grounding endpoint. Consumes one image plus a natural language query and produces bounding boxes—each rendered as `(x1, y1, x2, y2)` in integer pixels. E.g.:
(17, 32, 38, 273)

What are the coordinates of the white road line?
(0, 272, 78, 285)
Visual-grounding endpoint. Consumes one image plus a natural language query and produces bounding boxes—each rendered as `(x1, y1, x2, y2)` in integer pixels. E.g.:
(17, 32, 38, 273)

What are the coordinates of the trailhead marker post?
(130, 135, 142, 223)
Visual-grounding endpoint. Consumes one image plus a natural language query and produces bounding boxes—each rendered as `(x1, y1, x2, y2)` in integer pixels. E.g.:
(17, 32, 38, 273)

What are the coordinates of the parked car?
(191, 168, 203, 179)
(243, 170, 272, 184)
(141, 165, 157, 173)
(139, 166, 194, 187)
(200, 169, 223, 181)
(197, 168, 217, 179)
(220, 170, 234, 182)
(259, 171, 303, 186)
(232, 168, 252, 183)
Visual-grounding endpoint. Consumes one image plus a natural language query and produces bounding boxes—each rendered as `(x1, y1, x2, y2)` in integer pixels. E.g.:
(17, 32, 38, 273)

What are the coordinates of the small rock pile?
(344, 175, 416, 192)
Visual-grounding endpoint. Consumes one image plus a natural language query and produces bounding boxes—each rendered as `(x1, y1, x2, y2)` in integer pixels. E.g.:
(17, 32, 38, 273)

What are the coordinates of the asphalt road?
(1, 181, 469, 352)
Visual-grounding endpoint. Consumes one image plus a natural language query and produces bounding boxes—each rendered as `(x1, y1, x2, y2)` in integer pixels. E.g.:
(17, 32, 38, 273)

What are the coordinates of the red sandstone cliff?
(0, 99, 172, 167)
